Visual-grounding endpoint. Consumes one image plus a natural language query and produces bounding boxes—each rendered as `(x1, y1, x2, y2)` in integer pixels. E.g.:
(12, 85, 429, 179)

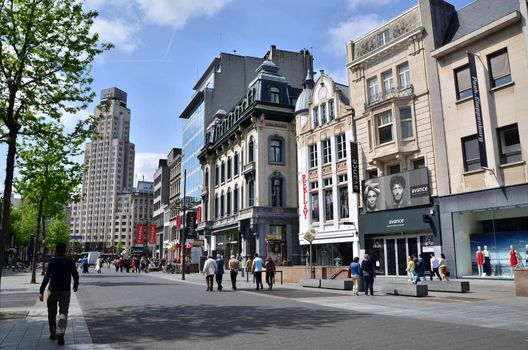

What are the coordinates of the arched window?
(270, 86, 280, 103)
(227, 188, 231, 215)
(221, 191, 225, 217)
(248, 137, 255, 162)
(233, 185, 239, 213)
(233, 152, 239, 176)
(205, 169, 209, 188)
(214, 194, 219, 219)
(268, 135, 285, 164)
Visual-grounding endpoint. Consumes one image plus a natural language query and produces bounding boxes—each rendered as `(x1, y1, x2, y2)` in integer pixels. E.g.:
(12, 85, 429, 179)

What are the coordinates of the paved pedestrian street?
(1, 268, 528, 349)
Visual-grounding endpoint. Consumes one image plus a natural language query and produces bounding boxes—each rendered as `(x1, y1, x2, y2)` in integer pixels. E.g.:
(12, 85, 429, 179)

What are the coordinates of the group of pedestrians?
(113, 256, 150, 273)
(348, 252, 451, 296)
(406, 253, 449, 283)
(202, 253, 277, 291)
(348, 254, 375, 296)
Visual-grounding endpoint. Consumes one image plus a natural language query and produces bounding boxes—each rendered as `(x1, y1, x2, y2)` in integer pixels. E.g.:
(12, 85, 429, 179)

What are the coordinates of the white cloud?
(326, 14, 385, 56)
(91, 17, 139, 53)
(61, 110, 92, 132)
(346, 0, 394, 11)
(134, 152, 166, 185)
(136, 0, 233, 28)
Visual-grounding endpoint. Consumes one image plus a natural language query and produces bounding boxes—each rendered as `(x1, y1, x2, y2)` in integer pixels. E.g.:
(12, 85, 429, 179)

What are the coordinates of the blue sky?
(3, 0, 472, 192)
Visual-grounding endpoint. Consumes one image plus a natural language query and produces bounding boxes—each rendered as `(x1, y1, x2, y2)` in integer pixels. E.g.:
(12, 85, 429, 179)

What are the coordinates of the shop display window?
(453, 205, 528, 278)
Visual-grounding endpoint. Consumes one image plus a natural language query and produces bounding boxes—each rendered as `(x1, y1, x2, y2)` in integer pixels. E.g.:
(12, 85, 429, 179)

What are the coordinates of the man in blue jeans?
(361, 254, 375, 296)
(39, 243, 79, 345)
(413, 254, 426, 284)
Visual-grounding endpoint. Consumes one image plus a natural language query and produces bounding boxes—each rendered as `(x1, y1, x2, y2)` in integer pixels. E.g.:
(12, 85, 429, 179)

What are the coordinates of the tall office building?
(69, 87, 136, 251)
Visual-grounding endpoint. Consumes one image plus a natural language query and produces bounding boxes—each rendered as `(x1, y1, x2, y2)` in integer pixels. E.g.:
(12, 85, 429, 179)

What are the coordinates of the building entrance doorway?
(365, 234, 430, 276)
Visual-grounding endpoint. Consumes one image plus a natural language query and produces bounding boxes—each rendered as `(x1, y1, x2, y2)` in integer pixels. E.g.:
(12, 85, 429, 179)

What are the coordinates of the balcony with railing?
(365, 84, 414, 110)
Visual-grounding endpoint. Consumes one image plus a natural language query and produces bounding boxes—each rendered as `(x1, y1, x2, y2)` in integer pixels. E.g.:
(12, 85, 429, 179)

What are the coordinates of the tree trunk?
(0, 133, 18, 289)
(30, 197, 44, 284)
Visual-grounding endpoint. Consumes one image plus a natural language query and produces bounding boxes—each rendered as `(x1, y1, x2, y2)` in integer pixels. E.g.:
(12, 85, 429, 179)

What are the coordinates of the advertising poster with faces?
(362, 168, 430, 213)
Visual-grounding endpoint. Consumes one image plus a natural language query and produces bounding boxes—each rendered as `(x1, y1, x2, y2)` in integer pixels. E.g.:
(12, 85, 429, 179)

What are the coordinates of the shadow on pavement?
(84, 304, 367, 346)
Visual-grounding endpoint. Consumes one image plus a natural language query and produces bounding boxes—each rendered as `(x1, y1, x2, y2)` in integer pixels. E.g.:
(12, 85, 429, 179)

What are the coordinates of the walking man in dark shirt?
(39, 242, 79, 345)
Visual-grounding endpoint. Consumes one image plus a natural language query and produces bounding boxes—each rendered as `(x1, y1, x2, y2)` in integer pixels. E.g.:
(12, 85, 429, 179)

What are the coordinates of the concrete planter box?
(425, 280, 470, 293)
(301, 279, 321, 288)
(320, 279, 353, 290)
(381, 284, 428, 297)
(514, 268, 528, 297)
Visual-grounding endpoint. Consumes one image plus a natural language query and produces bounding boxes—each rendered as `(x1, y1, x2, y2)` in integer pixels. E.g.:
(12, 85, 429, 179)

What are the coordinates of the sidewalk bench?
(301, 279, 321, 288)
(426, 280, 470, 293)
(320, 279, 353, 290)
(381, 284, 428, 297)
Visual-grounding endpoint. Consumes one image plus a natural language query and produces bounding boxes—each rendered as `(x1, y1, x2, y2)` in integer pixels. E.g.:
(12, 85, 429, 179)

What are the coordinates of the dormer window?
(270, 87, 280, 103)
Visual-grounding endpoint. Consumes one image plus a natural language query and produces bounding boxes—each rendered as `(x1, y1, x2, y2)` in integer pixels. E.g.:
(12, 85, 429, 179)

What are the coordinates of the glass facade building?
(181, 100, 205, 204)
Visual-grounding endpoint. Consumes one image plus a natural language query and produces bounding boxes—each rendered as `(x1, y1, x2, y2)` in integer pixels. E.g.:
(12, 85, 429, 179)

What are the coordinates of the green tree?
(116, 241, 124, 256)
(10, 200, 37, 247)
(71, 241, 83, 254)
(0, 0, 111, 287)
(16, 122, 94, 283)
(45, 217, 70, 248)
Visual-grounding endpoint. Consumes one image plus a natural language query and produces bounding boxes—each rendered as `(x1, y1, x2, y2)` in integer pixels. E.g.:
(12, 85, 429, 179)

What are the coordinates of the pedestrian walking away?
(265, 256, 276, 290)
(39, 242, 79, 346)
(252, 253, 264, 290)
(203, 256, 217, 291)
(361, 254, 375, 296)
(246, 255, 254, 282)
(215, 255, 225, 291)
(349, 257, 361, 296)
(228, 255, 240, 290)
(81, 255, 89, 273)
(95, 256, 102, 274)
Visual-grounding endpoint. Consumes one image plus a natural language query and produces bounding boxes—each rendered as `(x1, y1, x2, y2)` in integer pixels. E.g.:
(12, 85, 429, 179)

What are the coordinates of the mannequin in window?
(509, 245, 519, 277)
(476, 246, 484, 277)
(483, 245, 491, 277)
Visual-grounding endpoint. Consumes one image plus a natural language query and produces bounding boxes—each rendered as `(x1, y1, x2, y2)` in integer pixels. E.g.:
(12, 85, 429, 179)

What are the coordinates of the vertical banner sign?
(148, 224, 156, 245)
(196, 206, 202, 223)
(135, 224, 144, 244)
(467, 52, 488, 167)
(301, 174, 308, 219)
(350, 141, 360, 193)
(186, 211, 197, 239)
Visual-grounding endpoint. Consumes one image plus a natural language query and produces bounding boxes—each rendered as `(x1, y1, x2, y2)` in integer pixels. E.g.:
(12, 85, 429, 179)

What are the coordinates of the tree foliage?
(9, 201, 37, 247)
(45, 216, 70, 248)
(0, 0, 112, 286)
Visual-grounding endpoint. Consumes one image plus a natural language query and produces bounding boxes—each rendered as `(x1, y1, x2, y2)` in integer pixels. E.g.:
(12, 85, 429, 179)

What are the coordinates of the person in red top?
(476, 246, 484, 277)
(509, 245, 519, 277)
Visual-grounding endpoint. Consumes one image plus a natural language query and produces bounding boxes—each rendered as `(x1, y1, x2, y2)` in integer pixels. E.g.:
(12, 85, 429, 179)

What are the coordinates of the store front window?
(301, 242, 353, 266)
(453, 205, 528, 278)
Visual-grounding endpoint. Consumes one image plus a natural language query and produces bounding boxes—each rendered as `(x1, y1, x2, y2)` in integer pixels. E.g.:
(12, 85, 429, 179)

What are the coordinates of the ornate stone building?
(295, 70, 359, 266)
(199, 50, 312, 265)
(346, 2, 442, 276)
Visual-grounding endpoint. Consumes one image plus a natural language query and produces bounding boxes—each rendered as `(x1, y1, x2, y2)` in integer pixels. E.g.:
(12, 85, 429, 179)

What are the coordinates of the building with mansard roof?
(198, 49, 312, 264)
